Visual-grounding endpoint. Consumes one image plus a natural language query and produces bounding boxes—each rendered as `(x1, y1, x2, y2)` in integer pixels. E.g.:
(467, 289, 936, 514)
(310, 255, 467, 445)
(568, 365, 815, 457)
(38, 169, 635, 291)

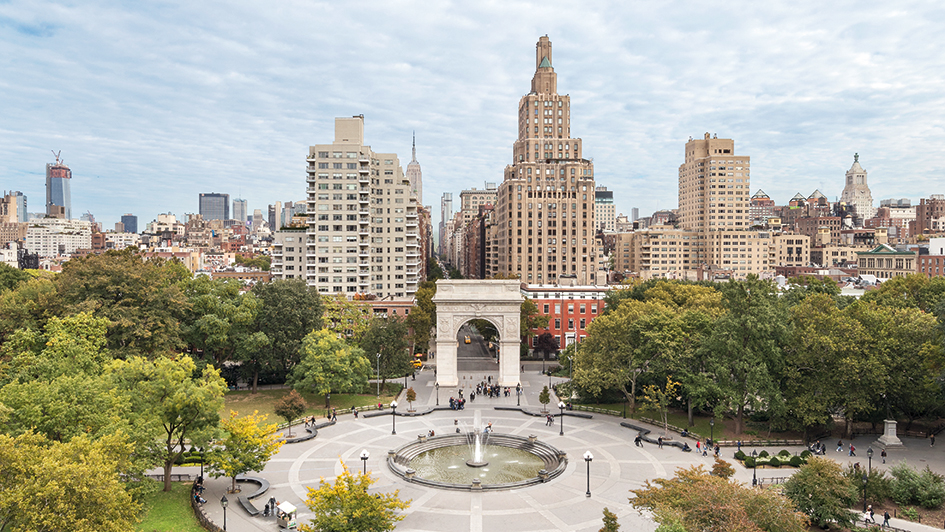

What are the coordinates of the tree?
(274, 390, 307, 437)
(0, 276, 61, 343)
(207, 410, 285, 493)
(289, 329, 372, 409)
(359, 317, 411, 388)
(56, 248, 190, 358)
(252, 279, 323, 389)
(323, 294, 372, 341)
(300, 460, 410, 532)
(405, 281, 435, 354)
(108, 355, 227, 492)
(406, 387, 416, 411)
(630, 465, 808, 532)
(860, 274, 945, 313)
(711, 458, 735, 479)
(702, 276, 788, 434)
(183, 276, 268, 368)
(534, 332, 559, 361)
(539, 385, 551, 412)
(641, 376, 680, 437)
(0, 431, 141, 532)
(599, 507, 620, 532)
(0, 262, 30, 292)
(783, 457, 857, 528)
(521, 298, 549, 345)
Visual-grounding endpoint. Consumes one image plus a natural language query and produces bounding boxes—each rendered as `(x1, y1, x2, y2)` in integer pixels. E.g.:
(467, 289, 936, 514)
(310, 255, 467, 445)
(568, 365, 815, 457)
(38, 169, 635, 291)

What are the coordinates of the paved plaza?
(194, 364, 945, 532)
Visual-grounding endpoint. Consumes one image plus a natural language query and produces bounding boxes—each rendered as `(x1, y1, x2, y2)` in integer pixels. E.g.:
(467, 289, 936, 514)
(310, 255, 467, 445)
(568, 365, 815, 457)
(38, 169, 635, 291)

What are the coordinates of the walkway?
(193, 364, 945, 532)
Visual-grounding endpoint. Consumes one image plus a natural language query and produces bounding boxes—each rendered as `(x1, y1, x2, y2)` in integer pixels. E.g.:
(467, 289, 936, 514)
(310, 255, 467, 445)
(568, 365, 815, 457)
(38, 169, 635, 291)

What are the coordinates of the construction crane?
(85, 210, 95, 223)
(51, 150, 62, 165)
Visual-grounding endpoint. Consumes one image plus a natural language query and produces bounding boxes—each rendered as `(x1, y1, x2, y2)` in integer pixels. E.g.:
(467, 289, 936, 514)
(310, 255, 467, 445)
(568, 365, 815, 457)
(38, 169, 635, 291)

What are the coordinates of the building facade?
(522, 284, 609, 350)
(857, 244, 917, 280)
(25, 218, 92, 257)
(46, 157, 72, 220)
(594, 186, 615, 232)
(199, 193, 230, 221)
(839, 154, 875, 224)
(405, 133, 423, 205)
(232, 199, 248, 224)
(496, 36, 597, 285)
(269, 228, 307, 280)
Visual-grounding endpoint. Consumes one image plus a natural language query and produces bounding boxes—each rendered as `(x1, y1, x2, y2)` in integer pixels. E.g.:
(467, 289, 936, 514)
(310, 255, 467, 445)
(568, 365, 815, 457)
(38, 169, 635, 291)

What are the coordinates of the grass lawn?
(224, 384, 403, 426)
(137, 482, 203, 532)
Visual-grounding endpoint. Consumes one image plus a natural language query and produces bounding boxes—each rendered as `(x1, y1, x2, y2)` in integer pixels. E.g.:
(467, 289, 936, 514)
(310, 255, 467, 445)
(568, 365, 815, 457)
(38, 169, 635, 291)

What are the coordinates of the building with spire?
(840, 153, 875, 225)
(405, 132, 423, 205)
(495, 35, 597, 284)
(46, 153, 72, 220)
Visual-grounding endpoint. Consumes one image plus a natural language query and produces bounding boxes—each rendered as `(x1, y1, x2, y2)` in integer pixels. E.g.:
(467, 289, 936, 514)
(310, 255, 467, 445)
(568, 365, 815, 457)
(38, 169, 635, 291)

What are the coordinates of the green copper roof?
(539, 56, 552, 68)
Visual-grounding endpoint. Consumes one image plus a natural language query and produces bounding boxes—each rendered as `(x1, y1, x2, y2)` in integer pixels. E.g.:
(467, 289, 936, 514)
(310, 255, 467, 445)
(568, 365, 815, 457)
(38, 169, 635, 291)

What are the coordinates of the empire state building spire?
(406, 131, 422, 204)
(411, 131, 417, 163)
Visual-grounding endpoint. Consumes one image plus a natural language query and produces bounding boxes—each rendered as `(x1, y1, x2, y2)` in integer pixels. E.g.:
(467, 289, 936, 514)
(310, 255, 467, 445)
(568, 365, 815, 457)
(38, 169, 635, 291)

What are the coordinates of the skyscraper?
(840, 153, 875, 224)
(199, 193, 229, 221)
(232, 198, 248, 224)
(496, 36, 596, 284)
(439, 192, 453, 255)
(405, 132, 423, 205)
(46, 154, 72, 220)
(594, 186, 615, 232)
(120, 213, 138, 234)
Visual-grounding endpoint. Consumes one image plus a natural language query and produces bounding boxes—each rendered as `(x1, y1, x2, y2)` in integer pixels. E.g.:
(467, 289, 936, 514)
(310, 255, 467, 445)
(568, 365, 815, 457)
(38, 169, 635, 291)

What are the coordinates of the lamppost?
(360, 449, 370, 475)
(376, 353, 381, 398)
(583, 451, 593, 497)
(516, 383, 521, 406)
(751, 450, 758, 487)
(862, 473, 868, 512)
(221, 495, 228, 531)
(435, 382, 439, 406)
(390, 400, 398, 435)
(867, 447, 873, 474)
(199, 447, 205, 479)
(558, 401, 566, 436)
(404, 372, 408, 391)
(710, 418, 715, 444)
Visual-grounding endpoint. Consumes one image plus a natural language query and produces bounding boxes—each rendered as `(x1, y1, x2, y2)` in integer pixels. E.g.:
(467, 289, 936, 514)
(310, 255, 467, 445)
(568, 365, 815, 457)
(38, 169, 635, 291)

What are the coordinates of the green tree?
(599, 507, 620, 532)
(108, 355, 227, 492)
(183, 276, 269, 368)
(56, 248, 190, 358)
(0, 262, 30, 292)
(300, 460, 410, 532)
(252, 278, 324, 388)
(274, 389, 307, 437)
(359, 317, 411, 388)
(641, 376, 680, 437)
(539, 385, 551, 412)
(207, 410, 285, 493)
(783, 456, 856, 528)
(702, 276, 787, 434)
(323, 294, 372, 340)
(290, 329, 372, 409)
(0, 276, 61, 343)
(521, 297, 549, 345)
(0, 431, 141, 532)
(405, 281, 435, 354)
(860, 274, 945, 313)
(630, 465, 808, 532)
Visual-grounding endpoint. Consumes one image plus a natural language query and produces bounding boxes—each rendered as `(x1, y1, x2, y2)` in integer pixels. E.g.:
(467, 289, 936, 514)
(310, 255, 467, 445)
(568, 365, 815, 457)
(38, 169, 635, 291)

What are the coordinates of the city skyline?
(2, 2, 944, 227)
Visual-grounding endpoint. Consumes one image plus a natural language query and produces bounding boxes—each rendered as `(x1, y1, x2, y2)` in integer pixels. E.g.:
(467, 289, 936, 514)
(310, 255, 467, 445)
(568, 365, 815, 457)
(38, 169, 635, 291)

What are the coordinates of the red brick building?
(521, 284, 610, 350)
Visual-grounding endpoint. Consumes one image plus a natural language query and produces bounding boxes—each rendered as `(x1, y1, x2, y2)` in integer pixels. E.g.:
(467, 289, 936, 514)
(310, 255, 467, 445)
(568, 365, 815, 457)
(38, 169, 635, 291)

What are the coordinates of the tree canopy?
(290, 329, 372, 408)
(300, 460, 410, 532)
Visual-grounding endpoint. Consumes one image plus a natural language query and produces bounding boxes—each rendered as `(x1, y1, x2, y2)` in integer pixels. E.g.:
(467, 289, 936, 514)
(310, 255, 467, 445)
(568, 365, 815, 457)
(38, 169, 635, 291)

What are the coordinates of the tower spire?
(411, 131, 416, 162)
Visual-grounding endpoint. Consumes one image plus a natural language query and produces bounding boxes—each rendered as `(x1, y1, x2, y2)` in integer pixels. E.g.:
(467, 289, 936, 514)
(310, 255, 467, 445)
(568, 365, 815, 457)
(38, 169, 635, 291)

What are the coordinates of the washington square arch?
(431, 279, 523, 387)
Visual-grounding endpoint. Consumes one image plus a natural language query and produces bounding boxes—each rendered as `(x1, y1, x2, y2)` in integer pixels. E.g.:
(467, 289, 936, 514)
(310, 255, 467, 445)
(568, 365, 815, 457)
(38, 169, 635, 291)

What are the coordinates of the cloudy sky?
(2, 1, 944, 230)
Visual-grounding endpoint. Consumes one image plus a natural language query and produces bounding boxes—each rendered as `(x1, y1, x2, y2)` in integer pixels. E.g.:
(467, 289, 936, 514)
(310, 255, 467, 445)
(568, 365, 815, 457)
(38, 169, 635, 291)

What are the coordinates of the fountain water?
(465, 410, 489, 467)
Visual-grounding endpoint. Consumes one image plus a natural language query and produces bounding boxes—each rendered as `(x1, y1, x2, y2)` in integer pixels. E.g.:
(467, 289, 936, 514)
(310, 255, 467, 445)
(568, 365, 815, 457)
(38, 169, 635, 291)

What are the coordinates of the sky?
(2, 1, 944, 230)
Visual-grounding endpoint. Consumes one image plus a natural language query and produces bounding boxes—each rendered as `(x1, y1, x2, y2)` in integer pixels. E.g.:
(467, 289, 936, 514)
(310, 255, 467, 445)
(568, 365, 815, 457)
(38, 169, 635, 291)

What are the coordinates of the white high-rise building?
(840, 153, 875, 224)
(232, 198, 248, 224)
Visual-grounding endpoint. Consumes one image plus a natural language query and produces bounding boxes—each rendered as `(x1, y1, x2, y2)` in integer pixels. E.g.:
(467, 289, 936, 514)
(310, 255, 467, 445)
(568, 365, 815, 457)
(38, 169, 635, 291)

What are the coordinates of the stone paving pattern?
(193, 363, 945, 532)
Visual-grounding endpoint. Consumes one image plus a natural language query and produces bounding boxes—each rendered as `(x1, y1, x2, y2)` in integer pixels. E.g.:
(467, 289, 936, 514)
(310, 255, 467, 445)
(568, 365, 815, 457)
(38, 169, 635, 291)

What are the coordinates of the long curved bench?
(234, 474, 270, 516)
(494, 405, 593, 419)
(621, 421, 691, 451)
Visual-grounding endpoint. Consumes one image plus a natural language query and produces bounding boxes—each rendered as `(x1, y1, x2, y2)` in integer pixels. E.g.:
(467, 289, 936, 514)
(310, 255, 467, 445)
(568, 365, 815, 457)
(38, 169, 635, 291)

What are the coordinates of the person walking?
(837, 439, 843, 452)
(881, 448, 886, 464)
(849, 443, 856, 457)
(932, 433, 936, 447)
(657, 436, 663, 449)
(882, 510, 890, 528)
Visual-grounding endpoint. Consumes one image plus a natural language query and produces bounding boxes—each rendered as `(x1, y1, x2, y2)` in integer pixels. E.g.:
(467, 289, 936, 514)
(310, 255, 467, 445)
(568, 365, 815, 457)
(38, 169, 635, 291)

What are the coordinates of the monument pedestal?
(875, 419, 904, 448)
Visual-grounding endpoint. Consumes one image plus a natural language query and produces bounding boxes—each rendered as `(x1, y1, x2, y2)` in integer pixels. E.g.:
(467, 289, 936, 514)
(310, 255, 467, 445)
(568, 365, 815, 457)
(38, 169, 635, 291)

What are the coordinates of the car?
(412, 360, 422, 369)
(464, 336, 471, 344)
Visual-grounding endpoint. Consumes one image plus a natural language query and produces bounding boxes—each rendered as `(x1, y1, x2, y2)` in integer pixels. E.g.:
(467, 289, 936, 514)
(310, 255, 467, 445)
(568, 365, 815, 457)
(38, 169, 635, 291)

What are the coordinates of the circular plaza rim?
(387, 433, 568, 491)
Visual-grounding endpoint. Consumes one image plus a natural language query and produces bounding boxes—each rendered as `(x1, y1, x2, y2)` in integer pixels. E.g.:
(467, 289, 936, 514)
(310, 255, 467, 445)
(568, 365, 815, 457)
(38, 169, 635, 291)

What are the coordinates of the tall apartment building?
(840, 154, 875, 224)
(496, 36, 596, 284)
(199, 193, 229, 221)
(232, 199, 248, 224)
(25, 218, 92, 257)
(269, 228, 307, 280)
(439, 192, 453, 255)
(2, 191, 26, 223)
(460, 184, 497, 224)
(120, 213, 138, 234)
(46, 155, 72, 220)
(300, 116, 421, 298)
(595, 186, 615, 232)
(912, 195, 945, 236)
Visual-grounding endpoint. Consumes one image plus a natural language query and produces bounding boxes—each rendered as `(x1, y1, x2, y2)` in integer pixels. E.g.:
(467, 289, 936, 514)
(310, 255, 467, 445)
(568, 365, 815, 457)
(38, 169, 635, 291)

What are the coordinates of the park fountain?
(465, 410, 490, 467)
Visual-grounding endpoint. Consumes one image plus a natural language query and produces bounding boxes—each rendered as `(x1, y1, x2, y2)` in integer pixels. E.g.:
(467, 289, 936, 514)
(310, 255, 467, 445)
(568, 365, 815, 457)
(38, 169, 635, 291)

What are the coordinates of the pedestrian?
(352, 407, 358, 419)
(658, 436, 663, 449)
(737, 440, 742, 451)
(868, 505, 875, 523)
(881, 448, 886, 464)
(837, 439, 843, 452)
(883, 510, 890, 528)
(850, 443, 856, 457)
(696, 441, 701, 454)
(932, 433, 936, 447)
(634, 435, 643, 447)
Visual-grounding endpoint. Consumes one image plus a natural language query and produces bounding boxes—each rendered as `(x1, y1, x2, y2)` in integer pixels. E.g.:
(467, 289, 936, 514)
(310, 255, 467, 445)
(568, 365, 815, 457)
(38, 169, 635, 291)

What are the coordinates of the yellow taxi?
(464, 335, 471, 344)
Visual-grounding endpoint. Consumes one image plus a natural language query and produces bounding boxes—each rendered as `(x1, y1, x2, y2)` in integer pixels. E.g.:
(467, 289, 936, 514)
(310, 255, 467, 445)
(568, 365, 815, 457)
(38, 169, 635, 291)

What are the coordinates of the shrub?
(734, 450, 746, 461)
(778, 449, 791, 457)
(800, 450, 812, 459)
(743, 457, 755, 468)
(901, 506, 920, 521)
(711, 458, 735, 479)
(845, 465, 891, 503)
(768, 457, 781, 468)
(890, 463, 945, 509)
(789, 456, 803, 467)
(758, 450, 769, 458)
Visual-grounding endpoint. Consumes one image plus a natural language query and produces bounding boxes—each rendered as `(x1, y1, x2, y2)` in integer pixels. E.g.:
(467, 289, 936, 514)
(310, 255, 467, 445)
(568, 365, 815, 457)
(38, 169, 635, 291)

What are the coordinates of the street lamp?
(376, 353, 381, 398)
(435, 382, 439, 406)
(199, 447, 205, 480)
(360, 449, 370, 475)
(751, 450, 758, 487)
(558, 401, 566, 436)
(710, 418, 715, 444)
(220, 495, 228, 531)
(862, 473, 868, 512)
(390, 400, 398, 435)
(867, 447, 874, 474)
(583, 451, 593, 497)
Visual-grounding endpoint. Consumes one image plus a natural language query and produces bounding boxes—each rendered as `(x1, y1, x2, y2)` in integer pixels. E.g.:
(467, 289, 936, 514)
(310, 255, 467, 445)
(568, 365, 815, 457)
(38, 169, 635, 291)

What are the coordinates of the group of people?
(545, 414, 556, 426)
(474, 382, 512, 399)
(192, 476, 207, 504)
(448, 396, 466, 410)
(862, 504, 891, 527)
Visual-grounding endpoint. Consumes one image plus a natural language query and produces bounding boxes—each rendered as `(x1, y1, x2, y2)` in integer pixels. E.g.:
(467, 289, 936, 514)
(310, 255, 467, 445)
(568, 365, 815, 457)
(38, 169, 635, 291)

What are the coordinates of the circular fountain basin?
(388, 434, 567, 490)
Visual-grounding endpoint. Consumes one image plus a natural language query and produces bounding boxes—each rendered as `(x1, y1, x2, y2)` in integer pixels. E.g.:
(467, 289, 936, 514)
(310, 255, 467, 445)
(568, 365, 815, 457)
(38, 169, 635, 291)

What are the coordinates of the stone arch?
(432, 279, 523, 387)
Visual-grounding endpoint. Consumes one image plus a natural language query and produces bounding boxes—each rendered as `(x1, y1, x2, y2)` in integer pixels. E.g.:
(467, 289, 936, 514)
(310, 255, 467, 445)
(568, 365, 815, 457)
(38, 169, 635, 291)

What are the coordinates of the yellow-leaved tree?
(207, 410, 285, 493)
(640, 376, 680, 437)
(301, 460, 410, 532)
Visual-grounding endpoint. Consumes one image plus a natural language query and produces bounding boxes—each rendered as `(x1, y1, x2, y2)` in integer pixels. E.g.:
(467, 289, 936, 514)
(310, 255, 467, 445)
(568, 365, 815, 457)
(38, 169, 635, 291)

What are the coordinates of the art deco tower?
(405, 132, 423, 205)
(496, 36, 596, 285)
(840, 153, 875, 224)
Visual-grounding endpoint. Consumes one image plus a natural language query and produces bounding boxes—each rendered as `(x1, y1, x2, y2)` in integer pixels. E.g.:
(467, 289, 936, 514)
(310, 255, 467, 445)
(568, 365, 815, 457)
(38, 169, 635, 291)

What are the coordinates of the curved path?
(196, 365, 945, 532)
